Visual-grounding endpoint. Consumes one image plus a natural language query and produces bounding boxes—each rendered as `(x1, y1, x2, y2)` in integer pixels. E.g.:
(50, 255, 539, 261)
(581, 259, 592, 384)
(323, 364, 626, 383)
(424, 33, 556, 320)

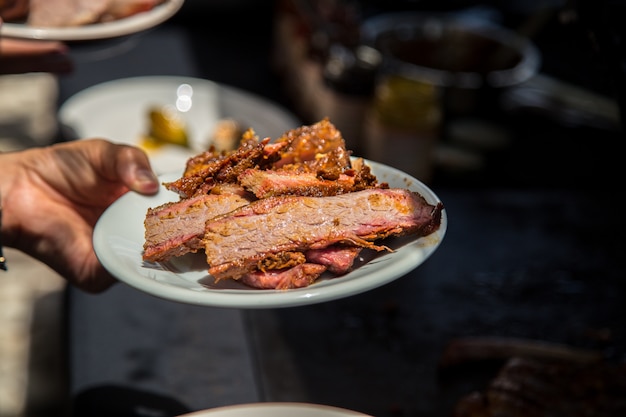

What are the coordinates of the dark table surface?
(60, 2, 626, 417)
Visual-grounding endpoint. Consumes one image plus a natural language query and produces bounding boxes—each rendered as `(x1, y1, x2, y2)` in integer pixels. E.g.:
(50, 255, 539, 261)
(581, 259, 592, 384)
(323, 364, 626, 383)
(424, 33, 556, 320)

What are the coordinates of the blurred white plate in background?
(59, 75, 300, 174)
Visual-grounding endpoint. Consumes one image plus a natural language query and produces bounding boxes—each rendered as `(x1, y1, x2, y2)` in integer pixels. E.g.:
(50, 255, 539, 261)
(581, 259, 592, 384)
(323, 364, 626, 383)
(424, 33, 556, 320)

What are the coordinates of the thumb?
(112, 144, 160, 195)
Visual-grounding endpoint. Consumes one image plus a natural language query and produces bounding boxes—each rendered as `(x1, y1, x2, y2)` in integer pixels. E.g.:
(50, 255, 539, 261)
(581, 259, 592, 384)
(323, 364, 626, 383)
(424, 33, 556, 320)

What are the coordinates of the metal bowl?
(361, 12, 541, 89)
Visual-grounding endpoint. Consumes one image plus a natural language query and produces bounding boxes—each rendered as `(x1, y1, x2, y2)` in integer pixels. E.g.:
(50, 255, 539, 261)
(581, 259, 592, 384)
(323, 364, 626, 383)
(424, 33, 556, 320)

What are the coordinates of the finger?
(0, 53, 73, 74)
(0, 38, 68, 56)
(74, 139, 159, 195)
(0, 38, 73, 74)
(55, 211, 118, 293)
(79, 265, 118, 294)
(0, 0, 29, 21)
(111, 143, 160, 195)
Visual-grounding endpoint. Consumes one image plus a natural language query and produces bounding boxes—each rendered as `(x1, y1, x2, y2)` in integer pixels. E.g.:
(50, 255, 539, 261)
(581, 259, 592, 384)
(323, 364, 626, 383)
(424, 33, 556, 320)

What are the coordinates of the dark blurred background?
(150, 0, 625, 190)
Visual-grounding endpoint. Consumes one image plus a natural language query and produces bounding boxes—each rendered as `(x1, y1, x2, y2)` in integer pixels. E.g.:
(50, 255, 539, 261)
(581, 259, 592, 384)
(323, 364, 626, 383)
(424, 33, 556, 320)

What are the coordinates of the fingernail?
(134, 169, 159, 192)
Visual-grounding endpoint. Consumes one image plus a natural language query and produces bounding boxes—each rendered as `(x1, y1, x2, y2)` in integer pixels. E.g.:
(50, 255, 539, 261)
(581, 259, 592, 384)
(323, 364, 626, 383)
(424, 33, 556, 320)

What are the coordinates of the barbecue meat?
(26, 0, 165, 27)
(202, 188, 443, 281)
(453, 357, 626, 417)
(164, 135, 285, 198)
(238, 166, 377, 199)
(142, 118, 444, 289)
(272, 117, 352, 176)
(101, 0, 165, 21)
(28, 0, 110, 27)
(143, 193, 252, 262)
(164, 118, 366, 199)
(305, 246, 363, 275)
(241, 263, 327, 290)
(235, 246, 361, 289)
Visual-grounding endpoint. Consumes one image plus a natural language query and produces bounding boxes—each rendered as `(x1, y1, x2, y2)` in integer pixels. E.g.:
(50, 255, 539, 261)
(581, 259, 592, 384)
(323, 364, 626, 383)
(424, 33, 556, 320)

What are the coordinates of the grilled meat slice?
(101, 0, 165, 21)
(241, 263, 327, 290)
(239, 246, 361, 289)
(162, 119, 379, 201)
(239, 156, 381, 199)
(164, 134, 286, 198)
(143, 193, 252, 262)
(273, 117, 352, 176)
(27, 0, 165, 27)
(28, 0, 110, 27)
(305, 246, 363, 275)
(202, 188, 443, 281)
(239, 169, 357, 198)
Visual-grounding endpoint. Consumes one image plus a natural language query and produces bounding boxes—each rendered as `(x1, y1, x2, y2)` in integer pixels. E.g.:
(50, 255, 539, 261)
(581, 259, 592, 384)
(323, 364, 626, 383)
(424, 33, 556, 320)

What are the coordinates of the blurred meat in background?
(0, 0, 166, 27)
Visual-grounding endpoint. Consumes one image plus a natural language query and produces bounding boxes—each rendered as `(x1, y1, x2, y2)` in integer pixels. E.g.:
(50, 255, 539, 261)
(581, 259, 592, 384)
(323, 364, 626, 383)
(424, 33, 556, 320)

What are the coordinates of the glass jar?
(364, 74, 442, 183)
(314, 44, 380, 155)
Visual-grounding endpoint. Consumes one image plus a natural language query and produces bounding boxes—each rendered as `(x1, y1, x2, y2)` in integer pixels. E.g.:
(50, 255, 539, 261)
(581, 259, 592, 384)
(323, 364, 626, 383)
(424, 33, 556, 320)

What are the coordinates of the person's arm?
(0, 139, 159, 292)
(0, 17, 73, 74)
(0, 192, 6, 271)
(0, 37, 73, 74)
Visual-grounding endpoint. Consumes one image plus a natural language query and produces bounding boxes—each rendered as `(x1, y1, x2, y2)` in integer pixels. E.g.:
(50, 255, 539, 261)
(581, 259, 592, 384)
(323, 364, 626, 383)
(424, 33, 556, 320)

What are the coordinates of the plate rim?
(93, 160, 447, 309)
(0, 0, 184, 41)
(59, 75, 301, 134)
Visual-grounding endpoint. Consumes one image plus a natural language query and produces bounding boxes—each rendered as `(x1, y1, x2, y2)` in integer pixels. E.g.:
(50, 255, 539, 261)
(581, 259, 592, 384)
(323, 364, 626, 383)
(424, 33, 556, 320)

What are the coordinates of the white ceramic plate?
(0, 0, 184, 41)
(59, 76, 300, 174)
(177, 403, 372, 417)
(93, 159, 447, 309)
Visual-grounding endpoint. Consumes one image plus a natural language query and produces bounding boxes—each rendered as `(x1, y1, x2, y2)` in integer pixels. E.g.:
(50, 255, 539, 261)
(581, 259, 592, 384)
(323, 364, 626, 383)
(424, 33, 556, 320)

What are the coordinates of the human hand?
(0, 139, 159, 292)
(0, 0, 29, 22)
(0, 37, 73, 74)
(0, 17, 73, 74)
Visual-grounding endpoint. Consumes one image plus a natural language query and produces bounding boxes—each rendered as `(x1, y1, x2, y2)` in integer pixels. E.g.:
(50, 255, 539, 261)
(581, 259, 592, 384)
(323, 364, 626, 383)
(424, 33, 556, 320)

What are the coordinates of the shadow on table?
(72, 385, 191, 417)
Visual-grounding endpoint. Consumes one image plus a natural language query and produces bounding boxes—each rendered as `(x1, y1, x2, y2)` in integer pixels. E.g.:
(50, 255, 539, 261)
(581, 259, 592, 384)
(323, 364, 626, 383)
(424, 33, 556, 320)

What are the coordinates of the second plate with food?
(93, 160, 447, 309)
(59, 75, 301, 174)
(0, 0, 184, 41)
